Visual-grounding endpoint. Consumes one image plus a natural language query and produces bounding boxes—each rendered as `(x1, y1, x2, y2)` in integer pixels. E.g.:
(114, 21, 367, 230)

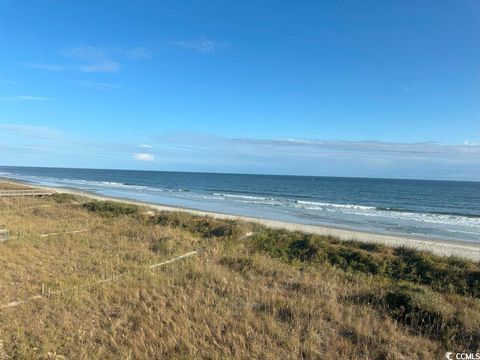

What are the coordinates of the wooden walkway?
(0, 190, 55, 197)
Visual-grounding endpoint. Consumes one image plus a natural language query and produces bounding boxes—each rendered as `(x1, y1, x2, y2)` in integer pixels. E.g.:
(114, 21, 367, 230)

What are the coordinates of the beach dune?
(4, 179, 479, 261)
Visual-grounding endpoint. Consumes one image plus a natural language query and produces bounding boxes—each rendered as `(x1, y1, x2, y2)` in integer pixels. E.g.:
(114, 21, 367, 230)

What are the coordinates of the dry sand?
(4, 179, 480, 261)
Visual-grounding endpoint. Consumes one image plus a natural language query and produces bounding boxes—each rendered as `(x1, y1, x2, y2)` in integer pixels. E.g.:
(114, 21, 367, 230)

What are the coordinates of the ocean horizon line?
(1, 164, 478, 184)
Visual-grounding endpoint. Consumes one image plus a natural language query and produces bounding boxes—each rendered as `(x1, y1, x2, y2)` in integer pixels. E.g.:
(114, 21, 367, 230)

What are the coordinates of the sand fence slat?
(39, 229, 91, 238)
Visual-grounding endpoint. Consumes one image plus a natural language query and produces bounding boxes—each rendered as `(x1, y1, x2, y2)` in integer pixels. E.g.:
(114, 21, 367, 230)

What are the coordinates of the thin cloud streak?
(233, 138, 480, 158)
(0, 124, 64, 139)
(156, 135, 480, 160)
(0, 95, 52, 102)
(17, 95, 52, 101)
(77, 62, 120, 73)
(112, 47, 150, 59)
(170, 37, 231, 54)
(25, 45, 149, 73)
(74, 80, 120, 89)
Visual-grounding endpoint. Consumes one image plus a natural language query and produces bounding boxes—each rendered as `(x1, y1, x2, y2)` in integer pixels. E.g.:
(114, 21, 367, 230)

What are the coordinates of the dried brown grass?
(0, 188, 477, 359)
(0, 181, 33, 191)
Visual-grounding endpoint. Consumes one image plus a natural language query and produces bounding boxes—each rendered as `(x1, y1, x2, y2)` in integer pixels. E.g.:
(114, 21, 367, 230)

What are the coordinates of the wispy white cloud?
(77, 62, 120, 73)
(0, 124, 63, 139)
(134, 153, 155, 162)
(153, 134, 480, 166)
(0, 95, 52, 102)
(25, 45, 149, 73)
(401, 81, 419, 91)
(74, 80, 120, 89)
(111, 47, 150, 59)
(144, 135, 480, 179)
(170, 37, 231, 54)
(217, 137, 480, 159)
(17, 95, 52, 101)
(139, 144, 154, 148)
(59, 46, 105, 62)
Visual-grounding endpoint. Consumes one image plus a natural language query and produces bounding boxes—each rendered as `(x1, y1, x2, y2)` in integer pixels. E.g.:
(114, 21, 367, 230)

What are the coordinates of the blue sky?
(0, 0, 479, 180)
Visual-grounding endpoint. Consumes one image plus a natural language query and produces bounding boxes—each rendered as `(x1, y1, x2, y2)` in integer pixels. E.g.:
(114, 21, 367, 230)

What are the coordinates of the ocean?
(1, 166, 479, 243)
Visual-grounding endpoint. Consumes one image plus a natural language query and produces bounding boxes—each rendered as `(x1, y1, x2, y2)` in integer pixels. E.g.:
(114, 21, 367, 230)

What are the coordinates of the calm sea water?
(1, 166, 479, 243)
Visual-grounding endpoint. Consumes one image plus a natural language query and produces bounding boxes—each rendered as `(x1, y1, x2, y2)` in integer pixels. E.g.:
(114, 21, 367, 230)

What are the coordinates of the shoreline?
(3, 177, 480, 261)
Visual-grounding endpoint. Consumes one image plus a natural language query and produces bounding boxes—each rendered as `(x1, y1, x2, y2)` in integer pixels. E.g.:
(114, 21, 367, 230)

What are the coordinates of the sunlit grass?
(0, 186, 478, 358)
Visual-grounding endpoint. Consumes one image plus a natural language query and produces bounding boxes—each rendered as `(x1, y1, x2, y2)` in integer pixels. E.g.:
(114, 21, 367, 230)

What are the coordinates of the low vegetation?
(0, 181, 34, 191)
(82, 200, 140, 217)
(147, 211, 243, 238)
(0, 187, 479, 359)
(249, 228, 480, 297)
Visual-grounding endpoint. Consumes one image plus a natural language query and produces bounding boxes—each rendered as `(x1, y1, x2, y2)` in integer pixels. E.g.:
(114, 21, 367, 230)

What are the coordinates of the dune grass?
(0, 181, 34, 191)
(249, 228, 480, 297)
(0, 189, 479, 359)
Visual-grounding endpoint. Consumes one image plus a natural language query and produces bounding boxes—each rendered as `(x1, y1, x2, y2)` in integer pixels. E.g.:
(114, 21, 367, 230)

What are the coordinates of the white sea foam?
(294, 200, 375, 211)
(207, 192, 480, 230)
(213, 193, 269, 201)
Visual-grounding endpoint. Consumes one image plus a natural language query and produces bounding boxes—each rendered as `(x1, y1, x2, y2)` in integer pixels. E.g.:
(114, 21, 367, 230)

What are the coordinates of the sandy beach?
(4, 178, 480, 261)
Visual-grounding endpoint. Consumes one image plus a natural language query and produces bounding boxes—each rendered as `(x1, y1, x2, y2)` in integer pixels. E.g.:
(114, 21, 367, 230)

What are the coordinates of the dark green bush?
(384, 283, 454, 335)
(343, 240, 386, 253)
(82, 201, 139, 217)
(190, 218, 240, 238)
(148, 212, 241, 238)
(248, 228, 480, 297)
(51, 193, 78, 203)
(326, 246, 384, 274)
(148, 212, 184, 227)
(349, 282, 480, 349)
(287, 239, 317, 261)
(250, 229, 308, 259)
(388, 248, 480, 296)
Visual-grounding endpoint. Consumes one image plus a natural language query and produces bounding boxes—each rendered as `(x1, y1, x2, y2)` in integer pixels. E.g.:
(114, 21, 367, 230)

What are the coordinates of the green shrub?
(50, 193, 78, 203)
(250, 229, 307, 259)
(148, 212, 184, 227)
(148, 212, 242, 238)
(349, 282, 480, 348)
(343, 240, 386, 253)
(190, 218, 240, 238)
(82, 201, 139, 217)
(287, 238, 317, 261)
(248, 229, 480, 297)
(384, 282, 454, 334)
(326, 246, 385, 274)
(388, 248, 480, 296)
